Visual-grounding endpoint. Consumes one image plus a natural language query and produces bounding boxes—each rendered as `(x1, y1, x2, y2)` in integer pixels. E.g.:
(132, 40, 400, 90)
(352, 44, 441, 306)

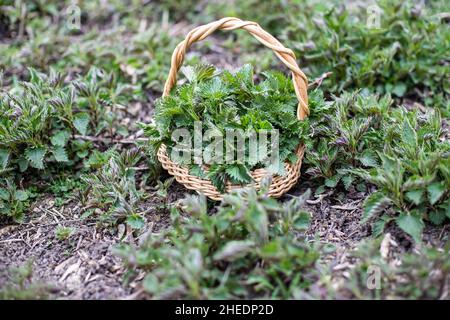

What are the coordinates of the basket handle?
(162, 17, 309, 120)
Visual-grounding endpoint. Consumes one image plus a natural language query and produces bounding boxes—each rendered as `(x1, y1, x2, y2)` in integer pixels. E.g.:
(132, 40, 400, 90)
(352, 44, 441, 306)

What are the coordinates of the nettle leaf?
(358, 150, 378, 167)
(52, 146, 69, 162)
(401, 119, 417, 148)
(427, 182, 445, 205)
(0, 188, 9, 200)
(51, 130, 70, 147)
(25, 147, 46, 169)
(341, 175, 354, 190)
(362, 191, 391, 223)
(226, 164, 252, 184)
(181, 66, 196, 83)
(405, 189, 424, 206)
(429, 210, 446, 226)
(189, 164, 206, 178)
(372, 216, 390, 238)
(73, 112, 90, 136)
(0, 149, 10, 169)
(126, 214, 145, 229)
(324, 175, 339, 188)
(17, 157, 29, 172)
(396, 213, 424, 243)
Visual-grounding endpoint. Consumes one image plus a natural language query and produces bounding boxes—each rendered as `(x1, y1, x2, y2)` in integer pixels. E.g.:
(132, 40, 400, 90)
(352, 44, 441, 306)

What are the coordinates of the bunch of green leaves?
(115, 181, 319, 299)
(287, 0, 449, 99)
(305, 89, 448, 241)
(48, 176, 87, 207)
(0, 178, 33, 222)
(305, 90, 392, 191)
(214, 0, 449, 113)
(0, 1, 191, 94)
(0, 68, 128, 175)
(82, 149, 146, 229)
(334, 239, 450, 299)
(141, 64, 309, 192)
(351, 107, 449, 242)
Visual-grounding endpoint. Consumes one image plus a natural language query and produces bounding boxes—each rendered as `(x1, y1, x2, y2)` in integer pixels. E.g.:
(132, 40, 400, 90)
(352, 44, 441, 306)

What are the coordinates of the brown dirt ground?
(1, 175, 447, 299)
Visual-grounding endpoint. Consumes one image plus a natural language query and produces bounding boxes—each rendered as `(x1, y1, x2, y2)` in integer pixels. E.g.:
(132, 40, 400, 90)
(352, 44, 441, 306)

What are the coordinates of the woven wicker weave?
(157, 17, 309, 201)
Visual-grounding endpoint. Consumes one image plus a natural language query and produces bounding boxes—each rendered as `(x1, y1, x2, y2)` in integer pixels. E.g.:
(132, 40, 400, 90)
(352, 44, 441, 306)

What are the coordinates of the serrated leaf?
(126, 214, 145, 229)
(0, 188, 9, 200)
(396, 213, 424, 243)
(181, 66, 195, 83)
(17, 157, 29, 172)
(0, 149, 10, 169)
(443, 202, 450, 219)
(358, 150, 378, 167)
(429, 210, 446, 225)
(401, 119, 417, 148)
(392, 83, 407, 97)
(226, 164, 252, 184)
(405, 189, 423, 206)
(324, 176, 339, 188)
(341, 175, 354, 190)
(427, 182, 445, 205)
(189, 164, 206, 178)
(52, 146, 69, 162)
(142, 273, 159, 294)
(73, 113, 90, 136)
(25, 147, 46, 169)
(362, 191, 391, 223)
(51, 130, 70, 147)
(372, 216, 389, 237)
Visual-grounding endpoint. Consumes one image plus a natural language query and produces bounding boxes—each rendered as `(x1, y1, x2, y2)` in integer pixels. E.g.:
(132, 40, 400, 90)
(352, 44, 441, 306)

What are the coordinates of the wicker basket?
(157, 17, 309, 201)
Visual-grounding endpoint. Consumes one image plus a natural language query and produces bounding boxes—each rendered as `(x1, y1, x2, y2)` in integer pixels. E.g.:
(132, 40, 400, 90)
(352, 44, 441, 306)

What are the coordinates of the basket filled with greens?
(143, 17, 309, 200)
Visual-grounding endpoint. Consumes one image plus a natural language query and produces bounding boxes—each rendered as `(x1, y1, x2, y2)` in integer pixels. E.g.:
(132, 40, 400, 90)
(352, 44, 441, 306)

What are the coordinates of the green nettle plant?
(0, 68, 128, 175)
(218, 0, 449, 113)
(352, 108, 449, 242)
(140, 64, 310, 192)
(82, 149, 146, 229)
(281, 0, 449, 110)
(0, 179, 33, 222)
(115, 181, 320, 299)
(305, 91, 449, 241)
(305, 91, 391, 191)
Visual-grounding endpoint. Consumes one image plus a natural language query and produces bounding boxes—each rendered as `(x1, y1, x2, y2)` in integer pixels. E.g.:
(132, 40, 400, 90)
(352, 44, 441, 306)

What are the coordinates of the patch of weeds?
(55, 226, 75, 241)
(305, 90, 449, 242)
(335, 239, 450, 299)
(0, 68, 129, 176)
(48, 177, 86, 207)
(115, 180, 321, 299)
(214, 0, 449, 112)
(305, 90, 391, 191)
(0, 260, 55, 300)
(0, 178, 36, 222)
(350, 108, 449, 242)
(82, 149, 148, 229)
